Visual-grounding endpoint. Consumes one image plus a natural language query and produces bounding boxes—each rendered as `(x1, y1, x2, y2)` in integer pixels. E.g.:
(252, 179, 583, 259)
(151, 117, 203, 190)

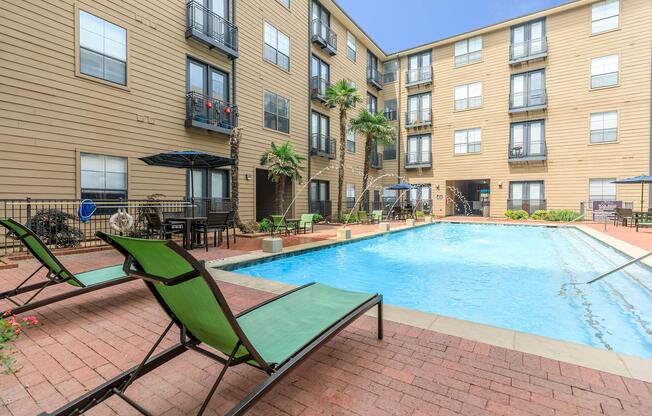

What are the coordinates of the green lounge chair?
(358, 211, 369, 224)
(0, 219, 133, 315)
(52, 232, 382, 416)
(270, 215, 294, 235)
(299, 213, 314, 233)
(636, 213, 652, 232)
(371, 210, 384, 224)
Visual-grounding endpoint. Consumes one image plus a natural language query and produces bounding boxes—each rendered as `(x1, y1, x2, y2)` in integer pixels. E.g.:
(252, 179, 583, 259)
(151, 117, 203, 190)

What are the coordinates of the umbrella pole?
(642, 182, 645, 212)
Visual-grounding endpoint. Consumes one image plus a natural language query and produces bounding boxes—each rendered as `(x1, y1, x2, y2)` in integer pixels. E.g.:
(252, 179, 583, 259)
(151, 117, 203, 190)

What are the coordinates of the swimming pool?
(231, 223, 652, 358)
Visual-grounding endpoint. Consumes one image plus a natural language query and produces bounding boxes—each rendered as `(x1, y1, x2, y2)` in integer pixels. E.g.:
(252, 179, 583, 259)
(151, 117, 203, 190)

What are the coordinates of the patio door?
(407, 52, 431, 83)
(310, 180, 330, 216)
(311, 55, 329, 94)
(187, 168, 230, 214)
(511, 70, 544, 108)
(312, 0, 330, 38)
(311, 111, 329, 152)
(509, 181, 544, 213)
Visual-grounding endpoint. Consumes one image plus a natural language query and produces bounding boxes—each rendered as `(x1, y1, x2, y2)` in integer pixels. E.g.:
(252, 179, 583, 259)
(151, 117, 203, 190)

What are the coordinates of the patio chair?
(358, 211, 370, 224)
(145, 212, 186, 245)
(371, 210, 384, 224)
(193, 211, 231, 251)
(0, 219, 134, 315)
(613, 208, 633, 227)
(59, 232, 382, 416)
(636, 214, 652, 232)
(270, 215, 294, 235)
(299, 213, 314, 233)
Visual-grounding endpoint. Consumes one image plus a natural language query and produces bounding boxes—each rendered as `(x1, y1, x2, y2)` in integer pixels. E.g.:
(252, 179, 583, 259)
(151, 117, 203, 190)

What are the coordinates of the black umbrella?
(612, 175, 652, 211)
(140, 151, 235, 216)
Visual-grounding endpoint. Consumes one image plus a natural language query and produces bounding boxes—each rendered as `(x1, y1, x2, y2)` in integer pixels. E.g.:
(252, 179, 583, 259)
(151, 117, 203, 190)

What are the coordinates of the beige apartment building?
(0, 0, 650, 222)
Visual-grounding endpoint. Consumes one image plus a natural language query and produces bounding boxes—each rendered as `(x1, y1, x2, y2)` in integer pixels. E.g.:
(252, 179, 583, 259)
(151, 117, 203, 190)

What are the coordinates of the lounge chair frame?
(44, 234, 382, 416)
(0, 219, 133, 315)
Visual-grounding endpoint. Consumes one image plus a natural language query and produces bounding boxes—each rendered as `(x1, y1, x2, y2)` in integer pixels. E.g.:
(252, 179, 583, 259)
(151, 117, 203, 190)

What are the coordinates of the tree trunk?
(229, 128, 246, 230)
(337, 106, 347, 218)
(277, 178, 286, 214)
(362, 135, 373, 213)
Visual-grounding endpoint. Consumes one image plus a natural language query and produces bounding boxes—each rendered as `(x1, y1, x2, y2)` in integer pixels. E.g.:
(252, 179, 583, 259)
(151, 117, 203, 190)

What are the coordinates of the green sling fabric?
(371, 210, 383, 220)
(237, 284, 375, 365)
(74, 265, 127, 286)
(101, 235, 249, 360)
(299, 214, 313, 229)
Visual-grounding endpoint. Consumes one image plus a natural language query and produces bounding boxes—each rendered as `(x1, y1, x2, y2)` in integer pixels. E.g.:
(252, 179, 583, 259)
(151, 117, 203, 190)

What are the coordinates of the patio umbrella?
(139, 151, 235, 216)
(612, 175, 652, 211)
(385, 183, 416, 190)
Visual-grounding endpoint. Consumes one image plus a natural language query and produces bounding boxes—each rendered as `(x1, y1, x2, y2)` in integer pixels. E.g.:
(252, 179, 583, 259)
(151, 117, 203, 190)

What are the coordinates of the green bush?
(504, 209, 514, 219)
(504, 209, 529, 220)
(257, 218, 271, 232)
(340, 212, 358, 224)
(531, 210, 548, 220)
(545, 210, 580, 222)
(415, 210, 425, 218)
(312, 213, 324, 223)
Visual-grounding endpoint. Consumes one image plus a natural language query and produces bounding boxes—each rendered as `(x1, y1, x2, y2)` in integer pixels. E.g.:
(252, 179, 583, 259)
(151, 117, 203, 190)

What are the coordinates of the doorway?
(446, 179, 490, 216)
(255, 169, 293, 221)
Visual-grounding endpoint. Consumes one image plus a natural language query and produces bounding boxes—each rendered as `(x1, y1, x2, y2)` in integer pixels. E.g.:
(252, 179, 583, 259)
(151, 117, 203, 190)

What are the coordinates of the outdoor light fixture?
(245, 173, 252, 180)
(498, 181, 503, 188)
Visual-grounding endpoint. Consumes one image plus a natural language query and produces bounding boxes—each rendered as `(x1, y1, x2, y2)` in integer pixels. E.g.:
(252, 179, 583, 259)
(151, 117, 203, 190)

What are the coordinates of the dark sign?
(592, 200, 621, 221)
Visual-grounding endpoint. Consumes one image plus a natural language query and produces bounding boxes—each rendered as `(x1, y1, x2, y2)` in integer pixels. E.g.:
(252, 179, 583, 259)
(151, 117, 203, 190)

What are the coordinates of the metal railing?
(510, 37, 547, 61)
(507, 199, 546, 213)
(186, 1, 238, 54)
(383, 109, 398, 121)
(311, 18, 337, 53)
(310, 76, 331, 102)
(405, 152, 431, 167)
(0, 197, 231, 256)
(405, 109, 432, 127)
(371, 152, 383, 169)
(406, 66, 433, 85)
(309, 200, 332, 218)
(509, 89, 547, 110)
(310, 134, 336, 159)
(367, 67, 383, 87)
(508, 141, 547, 160)
(185, 91, 237, 131)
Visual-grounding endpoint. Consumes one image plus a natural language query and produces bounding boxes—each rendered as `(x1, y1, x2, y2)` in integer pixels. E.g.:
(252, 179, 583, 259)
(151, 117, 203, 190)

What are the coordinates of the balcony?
(405, 66, 433, 87)
(405, 152, 432, 169)
(185, 1, 238, 58)
(309, 200, 332, 218)
(371, 152, 383, 169)
(367, 67, 383, 90)
(508, 199, 546, 214)
(405, 110, 432, 128)
(508, 142, 547, 163)
(509, 89, 547, 113)
(310, 76, 331, 103)
(185, 91, 237, 134)
(383, 109, 398, 121)
(310, 134, 336, 159)
(311, 18, 337, 56)
(509, 37, 547, 64)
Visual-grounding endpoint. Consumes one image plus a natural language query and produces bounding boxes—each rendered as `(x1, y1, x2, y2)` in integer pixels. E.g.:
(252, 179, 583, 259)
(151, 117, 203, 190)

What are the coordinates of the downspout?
(397, 54, 402, 182)
(232, 0, 236, 105)
(307, 1, 313, 212)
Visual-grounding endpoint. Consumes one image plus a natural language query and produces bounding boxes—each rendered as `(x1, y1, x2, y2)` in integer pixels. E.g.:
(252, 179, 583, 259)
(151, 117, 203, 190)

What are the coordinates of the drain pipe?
(396, 53, 402, 181)
(306, 1, 313, 214)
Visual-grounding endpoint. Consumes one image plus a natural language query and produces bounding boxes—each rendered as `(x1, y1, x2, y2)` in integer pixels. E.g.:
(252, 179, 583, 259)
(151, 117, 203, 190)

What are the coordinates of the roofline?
(328, 0, 388, 56)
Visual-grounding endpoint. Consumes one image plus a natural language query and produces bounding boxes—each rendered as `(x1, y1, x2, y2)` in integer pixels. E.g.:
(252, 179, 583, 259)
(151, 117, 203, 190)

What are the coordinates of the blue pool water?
(231, 223, 652, 358)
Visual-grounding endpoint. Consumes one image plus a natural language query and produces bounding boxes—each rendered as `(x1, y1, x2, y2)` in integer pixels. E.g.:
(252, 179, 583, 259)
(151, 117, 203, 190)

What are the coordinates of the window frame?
(277, 0, 290, 8)
(263, 90, 290, 134)
(367, 92, 378, 114)
(186, 57, 230, 101)
(591, 54, 619, 89)
(406, 134, 431, 164)
(453, 128, 482, 155)
(509, 120, 546, 157)
(311, 110, 330, 152)
(589, 111, 618, 144)
(591, 0, 620, 34)
(80, 152, 128, 201)
(510, 18, 546, 61)
(383, 59, 398, 83)
(75, 7, 129, 89)
(509, 69, 546, 109)
(263, 21, 290, 71)
(406, 92, 432, 125)
(454, 36, 482, 67)
(346, 127, 356, 153)
(346, 31, 357, 62)
(454, 82, 483, 111)
(589, 178, 617, 202)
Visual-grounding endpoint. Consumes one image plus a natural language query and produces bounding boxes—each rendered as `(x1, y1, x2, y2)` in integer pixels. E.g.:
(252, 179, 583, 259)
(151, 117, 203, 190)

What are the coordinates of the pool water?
(231, 223, 652, 358)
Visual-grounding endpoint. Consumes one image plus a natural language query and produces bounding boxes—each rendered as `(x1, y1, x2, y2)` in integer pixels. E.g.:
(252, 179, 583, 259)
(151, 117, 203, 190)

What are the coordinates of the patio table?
(167, 216, 207, 249)
(286, 218, 301, 235)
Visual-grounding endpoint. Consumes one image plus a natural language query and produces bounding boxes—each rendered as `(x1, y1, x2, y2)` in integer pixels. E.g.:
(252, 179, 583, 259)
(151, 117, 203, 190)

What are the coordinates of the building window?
(311, 111, 330, 153)
(264, 22, 290, 70)
(589, 178, 616, 202)
(278, 0, 290, 7)
(383, 141, 396, 160)
(406, 93, 431, 125)
(346, 184, 355, 209)
(510, 19, 546, 61)
(78, 10, 127, 85)
(406, 134, 431, 165)
(346, 31, 356, 62)
(264, 91, 290, 133)
(454, 82, 482, 111)
(383, 98, 397, 121)
(591, 55, 619, 88)
(367, 51, 380, 84)
(509, 181, 545, 213)
(347, 128, 355, 152)
(510, 120, 545, 157)
(454, 128, 481, 154)
(510, 70, 545, 109)
(383, 60, 398, 83)
(590, 111, 617, 143)
(80, 153, 127, 200)
(454, 36, 482, 66)
(367, 93, 378, 114)
(592, 0, 619, 34)
(407, 51, 432, 84)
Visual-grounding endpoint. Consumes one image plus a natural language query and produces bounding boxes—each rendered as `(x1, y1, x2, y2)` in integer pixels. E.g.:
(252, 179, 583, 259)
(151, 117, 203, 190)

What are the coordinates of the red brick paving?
(2, 224, 652, 415)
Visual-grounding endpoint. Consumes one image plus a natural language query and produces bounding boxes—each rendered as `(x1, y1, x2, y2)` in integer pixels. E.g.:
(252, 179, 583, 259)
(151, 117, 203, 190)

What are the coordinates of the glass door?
(511, 74, 525, 108)
(407, 136, 419, 164)
(420, 94, 431, 123)
(530, 20, 544, 54)
(529, 70, 544, 106)
(512, 25, 526, 58)
(420, 135, 430, 163)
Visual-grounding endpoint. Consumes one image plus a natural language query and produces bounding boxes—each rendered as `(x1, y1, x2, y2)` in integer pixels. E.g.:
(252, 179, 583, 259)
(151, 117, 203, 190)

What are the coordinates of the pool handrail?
(585, 250, 652, 284)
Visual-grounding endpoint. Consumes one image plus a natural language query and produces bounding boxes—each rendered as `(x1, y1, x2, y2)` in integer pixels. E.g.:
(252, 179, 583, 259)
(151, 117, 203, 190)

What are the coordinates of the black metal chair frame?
(145, 213, 187, 246)
(42, 234, 383, 416)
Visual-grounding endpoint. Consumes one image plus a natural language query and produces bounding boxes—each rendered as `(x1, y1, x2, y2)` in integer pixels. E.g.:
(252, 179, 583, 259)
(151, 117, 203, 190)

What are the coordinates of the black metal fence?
(0, 197, 231, 256)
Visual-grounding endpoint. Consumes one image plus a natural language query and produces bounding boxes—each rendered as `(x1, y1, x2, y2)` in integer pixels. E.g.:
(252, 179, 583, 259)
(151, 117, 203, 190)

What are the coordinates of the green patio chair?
(0, 218, 133, 315)
(415, 210, 425, 219)
(358, 211, 369, 224)
(270, 215, 293, 235)
(636, 213, 652, 232)
(299, 213, 315, 233)
(59, 232, 382, 416)
(371, 210, 384, 224)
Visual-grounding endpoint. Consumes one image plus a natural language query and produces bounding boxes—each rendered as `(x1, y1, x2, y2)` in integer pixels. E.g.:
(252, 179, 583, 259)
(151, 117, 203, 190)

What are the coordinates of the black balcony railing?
(509, 89, 547, 112)
(309, 200, 332, 218)
(508, 141, 547, 162)
(310, 134, 336, 159)
(405, 152, 432, 168)
(510, 37, 547, 63)
(383, 109, 398, 121)
(186, 1, 238, 58)
(310, 76, 331, 102)
(508, 199, 547, 214)
(185, 91, 237, 134)
(311, 18, 337, 55)
(405, 109, 432, 127)
(406, 66, 433, 86)
(367, 67, 383, 90)
(371, 152, 382, 169)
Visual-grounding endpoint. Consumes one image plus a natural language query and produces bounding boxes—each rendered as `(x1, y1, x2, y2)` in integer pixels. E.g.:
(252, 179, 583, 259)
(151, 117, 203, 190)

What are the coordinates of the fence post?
(26, 197, 32, 228)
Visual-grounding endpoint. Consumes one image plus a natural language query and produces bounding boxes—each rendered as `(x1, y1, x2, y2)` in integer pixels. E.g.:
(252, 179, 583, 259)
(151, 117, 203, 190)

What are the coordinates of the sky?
(335, 0, 574, 53)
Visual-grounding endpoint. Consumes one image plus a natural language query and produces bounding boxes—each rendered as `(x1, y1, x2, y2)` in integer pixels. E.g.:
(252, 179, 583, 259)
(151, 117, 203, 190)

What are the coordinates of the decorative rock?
(262, 237, 283, 253)
(406, 218, 416, 227)
(378, 222, 390, 232)
(337, 228, 352, 240)
(424, 215, 433, 223)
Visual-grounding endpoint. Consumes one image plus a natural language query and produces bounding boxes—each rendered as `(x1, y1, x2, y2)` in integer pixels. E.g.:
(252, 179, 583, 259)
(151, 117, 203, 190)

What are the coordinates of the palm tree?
(324, 80, 362, 217)
(260, 141, 306, 214)
(349, 110, 395, 212)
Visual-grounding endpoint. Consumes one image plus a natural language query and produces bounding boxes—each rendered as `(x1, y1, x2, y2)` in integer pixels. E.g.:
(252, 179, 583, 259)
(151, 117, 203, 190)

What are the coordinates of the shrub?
(545, 210, 580, 222)
(258, 218, 271, 232)
(30, 209, 84, 248)
(415, 210, 425, 218)
(312, 213, 324, 223)
(504, 209, 514, 219)
(1, 314, 39, 374)
(505, 210, 529, 220)
(240, 220, 259, 234)
(340, 212, 358, 224)
(531, 210, 548, 220)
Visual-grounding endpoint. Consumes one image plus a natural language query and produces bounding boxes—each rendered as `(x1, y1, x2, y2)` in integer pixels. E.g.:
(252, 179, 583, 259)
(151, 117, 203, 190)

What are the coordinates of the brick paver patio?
(2, 222, 652, 415)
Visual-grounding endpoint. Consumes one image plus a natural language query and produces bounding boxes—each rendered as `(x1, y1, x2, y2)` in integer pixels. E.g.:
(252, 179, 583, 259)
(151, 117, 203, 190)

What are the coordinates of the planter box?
(337, 228, 352, 240)
(378, 222, 390, 232)
(262, 237, 283, 253)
